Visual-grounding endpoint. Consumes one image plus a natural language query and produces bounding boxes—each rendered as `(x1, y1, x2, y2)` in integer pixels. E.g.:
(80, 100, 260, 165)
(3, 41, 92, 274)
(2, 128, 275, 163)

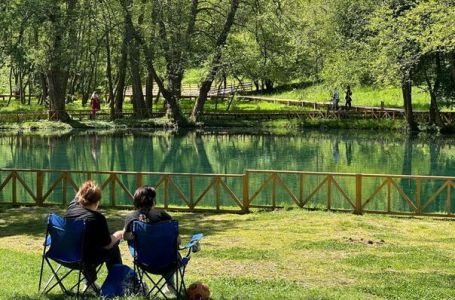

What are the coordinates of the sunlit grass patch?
(292, 239, 367, 251)
(202, 247, 275, 260)
(267, 84, 435, 110)
(0, 208, 454, 299)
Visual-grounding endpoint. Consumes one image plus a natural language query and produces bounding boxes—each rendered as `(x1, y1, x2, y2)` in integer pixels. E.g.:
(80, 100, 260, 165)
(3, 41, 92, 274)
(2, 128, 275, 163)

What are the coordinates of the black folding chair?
(38, 213, 102, 297)
(129, 220, 203, 299)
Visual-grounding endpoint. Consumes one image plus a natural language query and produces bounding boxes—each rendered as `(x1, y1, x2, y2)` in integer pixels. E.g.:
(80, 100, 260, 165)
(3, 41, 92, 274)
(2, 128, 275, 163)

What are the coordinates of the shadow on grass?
(0, 206, 242, 239)
(11, 295, 97, 300)
(106, 208, 242, 238)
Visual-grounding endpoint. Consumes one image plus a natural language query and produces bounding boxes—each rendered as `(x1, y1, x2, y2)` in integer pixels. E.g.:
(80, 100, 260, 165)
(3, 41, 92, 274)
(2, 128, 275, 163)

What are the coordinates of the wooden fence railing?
(0, 168, 453, 217)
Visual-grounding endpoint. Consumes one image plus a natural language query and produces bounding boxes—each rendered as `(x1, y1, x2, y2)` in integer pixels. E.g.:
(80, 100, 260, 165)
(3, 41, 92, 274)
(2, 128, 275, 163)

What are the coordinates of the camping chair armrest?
(179, 233, 203, 251)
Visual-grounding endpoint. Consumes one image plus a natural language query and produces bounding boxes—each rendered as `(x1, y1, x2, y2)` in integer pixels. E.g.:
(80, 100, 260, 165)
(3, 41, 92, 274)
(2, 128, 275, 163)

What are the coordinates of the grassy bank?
(261, 84, 453, 111)
(202, 117, 407, 132)
(0, 207, 454, 299)
(0, 118, 407, 135)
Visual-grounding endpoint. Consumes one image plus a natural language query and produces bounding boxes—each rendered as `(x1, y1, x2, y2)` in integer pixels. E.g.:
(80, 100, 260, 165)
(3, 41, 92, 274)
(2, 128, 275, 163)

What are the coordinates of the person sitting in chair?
(65, 180, 124, 288)
(123, 186, 174, 241)
(123, 186, 179, 294)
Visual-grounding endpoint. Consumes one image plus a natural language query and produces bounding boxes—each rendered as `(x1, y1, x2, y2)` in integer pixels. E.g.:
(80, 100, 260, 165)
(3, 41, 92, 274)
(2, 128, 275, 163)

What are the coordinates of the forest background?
(0, 0, 454, 129)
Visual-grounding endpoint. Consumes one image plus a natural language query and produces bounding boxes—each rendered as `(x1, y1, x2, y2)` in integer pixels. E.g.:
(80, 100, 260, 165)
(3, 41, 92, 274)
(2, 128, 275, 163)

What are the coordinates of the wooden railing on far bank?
(0, 168, 453, 217)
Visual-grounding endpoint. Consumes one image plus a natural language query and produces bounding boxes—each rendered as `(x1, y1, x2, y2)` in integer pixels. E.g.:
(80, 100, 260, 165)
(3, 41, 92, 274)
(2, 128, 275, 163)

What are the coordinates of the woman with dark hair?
(123, 186, 172, 241)
(124, 186, 178, 295)
(65, 180, 123, 286)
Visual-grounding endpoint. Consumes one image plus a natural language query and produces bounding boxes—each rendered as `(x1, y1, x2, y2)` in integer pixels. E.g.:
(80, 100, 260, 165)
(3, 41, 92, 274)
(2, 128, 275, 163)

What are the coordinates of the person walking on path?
(332, 88, 340, 110)
(345, 85, 352, 110)
(90, 91, 100, 119)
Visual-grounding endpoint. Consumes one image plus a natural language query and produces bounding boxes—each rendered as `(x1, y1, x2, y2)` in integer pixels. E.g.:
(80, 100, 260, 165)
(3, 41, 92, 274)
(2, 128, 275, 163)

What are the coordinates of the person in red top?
(90, 92, 100, 119)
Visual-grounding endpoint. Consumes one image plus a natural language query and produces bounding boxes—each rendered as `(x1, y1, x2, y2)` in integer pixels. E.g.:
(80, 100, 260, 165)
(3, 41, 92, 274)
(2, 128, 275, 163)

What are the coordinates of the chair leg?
(43, 267, 74, 295)
(175, 269, 179, 299)
(177, 266, 187, 300)
(41, 260, 65, 294)
(76, 269, 81, 298)
(143, 271, 169, 299)
(38, 255, 45, 292)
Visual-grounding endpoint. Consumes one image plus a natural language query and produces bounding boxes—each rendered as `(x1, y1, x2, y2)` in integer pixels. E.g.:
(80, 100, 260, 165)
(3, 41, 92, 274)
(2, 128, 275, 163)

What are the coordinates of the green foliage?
(0, 0, 453, 121)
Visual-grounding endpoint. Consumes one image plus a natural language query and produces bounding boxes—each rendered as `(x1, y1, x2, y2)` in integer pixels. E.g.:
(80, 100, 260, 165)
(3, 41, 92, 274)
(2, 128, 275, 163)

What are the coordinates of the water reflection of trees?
(0, 131, 454, 211)
(1, 131, 454, 176)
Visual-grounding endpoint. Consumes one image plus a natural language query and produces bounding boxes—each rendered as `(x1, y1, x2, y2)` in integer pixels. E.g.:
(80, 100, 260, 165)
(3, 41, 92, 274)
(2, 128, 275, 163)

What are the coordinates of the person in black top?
(65, 180, 124, 285)
(123, 186, 172, 241)
(124, 186, 178, 294)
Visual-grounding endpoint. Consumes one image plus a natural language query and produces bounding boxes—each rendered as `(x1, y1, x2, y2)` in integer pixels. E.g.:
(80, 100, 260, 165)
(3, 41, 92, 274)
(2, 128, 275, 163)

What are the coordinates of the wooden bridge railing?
(0, 168, 453, 217)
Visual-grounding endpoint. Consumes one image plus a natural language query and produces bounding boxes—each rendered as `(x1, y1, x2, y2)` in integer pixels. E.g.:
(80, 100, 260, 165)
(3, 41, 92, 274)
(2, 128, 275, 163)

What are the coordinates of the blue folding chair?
(129, 220, 203, 299)
(38, 213, 102, 297)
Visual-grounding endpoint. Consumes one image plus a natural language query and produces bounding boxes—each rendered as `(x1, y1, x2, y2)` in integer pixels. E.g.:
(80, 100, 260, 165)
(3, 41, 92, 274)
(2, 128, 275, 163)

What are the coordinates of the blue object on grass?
(100, 264, 140, 298)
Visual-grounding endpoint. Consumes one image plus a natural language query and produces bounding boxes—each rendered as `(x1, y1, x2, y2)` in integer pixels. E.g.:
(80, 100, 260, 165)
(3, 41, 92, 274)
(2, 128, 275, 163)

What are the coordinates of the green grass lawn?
(264, 84, 455, 111)
(0, 207, 454, 299)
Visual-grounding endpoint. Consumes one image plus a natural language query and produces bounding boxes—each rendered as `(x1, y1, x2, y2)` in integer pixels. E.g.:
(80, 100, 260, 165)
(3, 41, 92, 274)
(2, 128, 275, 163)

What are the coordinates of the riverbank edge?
(0, 117, 452, 135)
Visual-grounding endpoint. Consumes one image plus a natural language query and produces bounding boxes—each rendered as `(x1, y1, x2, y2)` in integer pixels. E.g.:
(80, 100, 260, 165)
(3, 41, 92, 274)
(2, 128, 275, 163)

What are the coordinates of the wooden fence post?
(387, 178, 391, 212)
(164, 175, 169, 209)
(136, 173, 143, 188)
(242, 171, 249, 213)
(36, 171, 43, 206)
(111, 174, 116, 207)
(327, 175, 332, 210)
(272, 173, 276, 209)
(447, 179, 452, 215)
(416, 178, 421, 215)
(189, 175, 194, 211)
(62, 172, 68, 205)
(12, 171, 17, 204)
(215, 176, 221, 211)
(355, 174, 362, 215)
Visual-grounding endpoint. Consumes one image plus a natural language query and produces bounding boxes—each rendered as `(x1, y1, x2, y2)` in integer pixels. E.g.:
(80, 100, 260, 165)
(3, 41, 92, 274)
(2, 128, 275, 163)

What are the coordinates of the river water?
(0, 129, 454, 211)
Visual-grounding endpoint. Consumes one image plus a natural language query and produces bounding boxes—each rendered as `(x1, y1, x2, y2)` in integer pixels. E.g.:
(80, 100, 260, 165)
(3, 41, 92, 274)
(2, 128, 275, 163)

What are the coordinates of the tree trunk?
(7, 66, 13, 105)
(428, 89, 442, 126)
(39, 72, 48, 105)
(113, 20, 128, 119)
(190, 0, 240, 122)
(450, 52, 455, 86)
(265, 79, 273, 93)
(428, 55, 443, 127)
(45, 0, 77, 121)
(254, 80, 259, 91)
(47, 68, 70, 121)
(105, 30, 115, 118)
(128, 40, 147, 117)
(401, 71, 417, 131)
(122, 0, 146, 118)
(145, 71, 153, 113)
(163, 75, 188, 125)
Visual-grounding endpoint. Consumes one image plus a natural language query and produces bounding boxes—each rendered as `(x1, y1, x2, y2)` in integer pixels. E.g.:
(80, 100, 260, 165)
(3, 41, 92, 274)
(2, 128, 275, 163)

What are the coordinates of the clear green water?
(0, 130, 454, 213)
